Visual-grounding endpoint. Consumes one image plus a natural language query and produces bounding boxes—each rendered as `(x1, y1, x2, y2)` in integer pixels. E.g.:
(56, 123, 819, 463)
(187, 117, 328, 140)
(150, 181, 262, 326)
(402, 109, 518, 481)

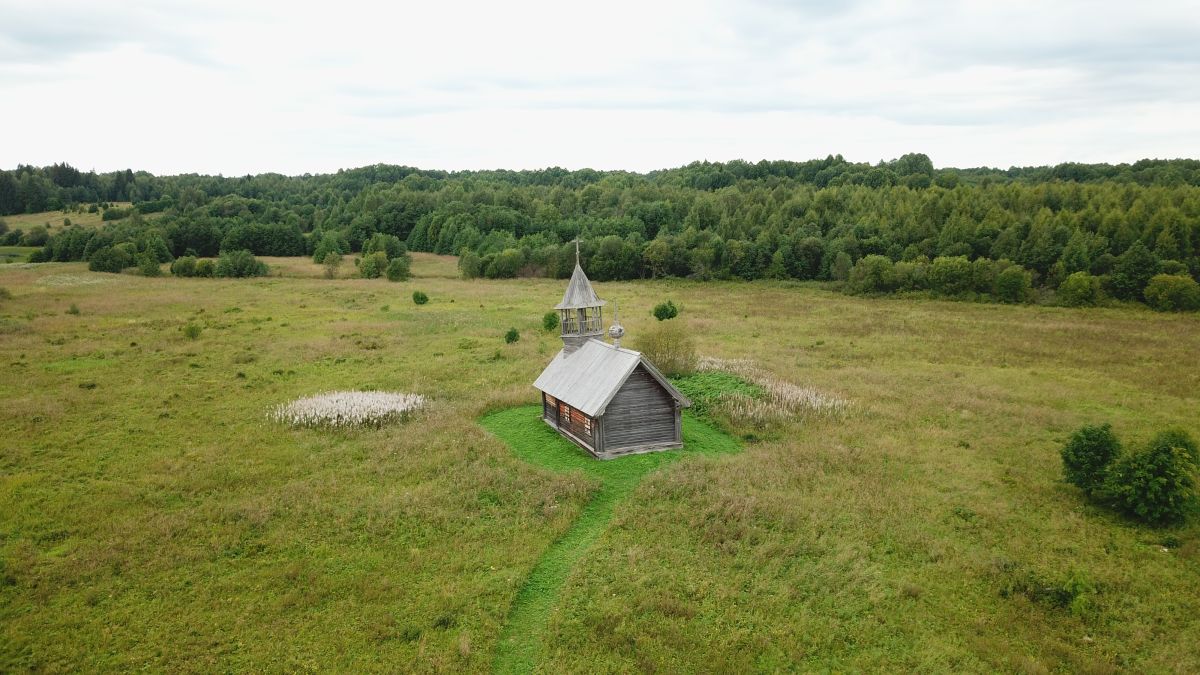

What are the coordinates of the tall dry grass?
(697, 356, 848, 428)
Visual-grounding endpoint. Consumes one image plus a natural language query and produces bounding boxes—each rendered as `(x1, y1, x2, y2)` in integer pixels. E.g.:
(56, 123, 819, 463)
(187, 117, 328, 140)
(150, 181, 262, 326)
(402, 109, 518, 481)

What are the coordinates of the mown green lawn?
(1, 254, 1197, 672)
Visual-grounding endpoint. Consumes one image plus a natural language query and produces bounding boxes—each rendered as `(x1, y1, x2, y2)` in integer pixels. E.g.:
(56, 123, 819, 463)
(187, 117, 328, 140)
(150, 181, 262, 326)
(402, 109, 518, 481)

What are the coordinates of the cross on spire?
(574, 237, 581, 266)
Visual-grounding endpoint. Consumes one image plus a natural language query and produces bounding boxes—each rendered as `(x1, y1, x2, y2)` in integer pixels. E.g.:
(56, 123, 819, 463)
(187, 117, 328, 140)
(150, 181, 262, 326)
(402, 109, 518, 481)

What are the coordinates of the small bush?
(359, 251, 388, 279)
(182, 323, 202, 340)
(87, 246, 133, 273)
(927, 256, 974, 296)
(171, 255, 198, 277)
(1103, 440, 1196, 525)
(459, 251, 483, 279)
(994, 266, 1032, 303)
(1143, 274, 1200, 312)
(504, 328, 520, 344)
(137, 253, 162, 277)
(632, 320, 696, 377)
(1058, 272, 1101, 307)
(195, 259, 215, 278)
(363, 233, 406, 260)
(412, 291, 429, 305)
(1061, 424, 1121, 496)
(215, 250, 268, 278)
(385, 256, 410, 282)
(652, 300, 679, 321)
(312, 232, 345, 264)
(1148, 428, 1199, 464)
(20, 225, 49, 247)
(323, 252, 342, 279)
(0, 287, 12, 300)
(66, 303, 80, 315)
(542, 311, 559, 332)
(847, 255, 895, 294)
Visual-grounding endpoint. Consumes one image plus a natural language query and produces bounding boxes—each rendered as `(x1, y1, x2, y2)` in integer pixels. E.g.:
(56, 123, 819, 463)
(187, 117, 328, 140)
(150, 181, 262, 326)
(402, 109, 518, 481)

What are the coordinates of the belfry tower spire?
(555, 240, 605, 355)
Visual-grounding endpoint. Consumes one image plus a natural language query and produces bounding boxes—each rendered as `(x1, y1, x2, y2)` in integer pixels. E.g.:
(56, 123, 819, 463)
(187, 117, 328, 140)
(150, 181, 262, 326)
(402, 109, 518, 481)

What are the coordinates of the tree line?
(12, 155, 1200, 309)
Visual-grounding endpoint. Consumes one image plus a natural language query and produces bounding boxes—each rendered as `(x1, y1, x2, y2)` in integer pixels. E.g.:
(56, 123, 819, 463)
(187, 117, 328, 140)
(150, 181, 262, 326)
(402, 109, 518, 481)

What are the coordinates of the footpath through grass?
(480, 406, 739, 674)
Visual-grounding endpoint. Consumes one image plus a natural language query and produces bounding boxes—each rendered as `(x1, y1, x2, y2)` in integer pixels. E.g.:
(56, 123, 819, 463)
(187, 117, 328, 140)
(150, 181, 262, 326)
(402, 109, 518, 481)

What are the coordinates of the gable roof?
(554, 264, 607, 310)
(533, 339, 691, 417)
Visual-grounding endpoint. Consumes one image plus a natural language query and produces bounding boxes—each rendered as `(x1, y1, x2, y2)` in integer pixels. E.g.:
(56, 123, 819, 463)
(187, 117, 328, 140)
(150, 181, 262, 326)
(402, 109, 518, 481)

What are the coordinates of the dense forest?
(5, 154, 1200, 309)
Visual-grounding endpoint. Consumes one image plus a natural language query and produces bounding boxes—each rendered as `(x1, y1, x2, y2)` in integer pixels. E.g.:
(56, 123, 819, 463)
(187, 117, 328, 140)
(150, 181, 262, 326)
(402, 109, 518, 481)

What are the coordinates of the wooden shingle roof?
(554, 264, 607, 310)
(533, 339, 690, 417)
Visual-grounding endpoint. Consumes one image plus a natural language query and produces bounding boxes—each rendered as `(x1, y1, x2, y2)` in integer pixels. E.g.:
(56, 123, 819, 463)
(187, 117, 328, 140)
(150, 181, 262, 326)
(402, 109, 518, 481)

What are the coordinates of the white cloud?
(1, 0, 1197, 174)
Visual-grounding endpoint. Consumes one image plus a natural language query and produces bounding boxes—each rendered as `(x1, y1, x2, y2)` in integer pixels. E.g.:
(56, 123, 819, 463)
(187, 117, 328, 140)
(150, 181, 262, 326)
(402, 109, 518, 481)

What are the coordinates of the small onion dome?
(608, 324, 625, 340)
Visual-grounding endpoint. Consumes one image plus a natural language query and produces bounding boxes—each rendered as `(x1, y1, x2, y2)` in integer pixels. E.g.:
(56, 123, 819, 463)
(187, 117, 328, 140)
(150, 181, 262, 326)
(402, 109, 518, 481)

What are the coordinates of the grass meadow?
(0, 247, 39, 264)
(1, 203, 135, 235)
(1, 253, 1198, 672)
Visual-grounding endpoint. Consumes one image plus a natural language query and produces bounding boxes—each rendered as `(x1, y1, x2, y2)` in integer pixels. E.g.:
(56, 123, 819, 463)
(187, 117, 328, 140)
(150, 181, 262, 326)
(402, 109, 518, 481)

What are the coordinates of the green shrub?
(363, 233, 406, 260)
(927, 256, 974, 295)
(171, 256, 198, 277)
(359, 251, 388, 279)
(87, 246, 133, 273)
(385, 256, 411, 282)
(484, 248, 525, 279)
(1103, 441, 1196, 525)
(1058, 271, 1101, 307)
(215, 250, 268, 278)
(459, 251, 483, 279)
(1061, 424, 1121, 496)
(1159, 260, 1188, 275)
(312, 232, 345, 264)
(830, 251, 853, 282)
(182, 323, 202, 340)
(412, 291, 429, 305)
(969, 258, 997, 294)
(137, 253, 162, 277)
(631, 320, 696, 377)
(890, 260, 926, 291)
(848, 255, 894, 294)
(1143, 274, 1200, 311)
(323, 251, 342, 279)
(20, 225, 49, 247)
(66, 303, 80, 315)
(504, 328, 520, 344)
(1148, 429, 1199, 464)
(142, 234, 174, 263)
(652, 300, 679, 321)
(1107, 240, 1159, 300)
(0, 287, 11, 301)
(195, 259, 215, 278)
(542, 311, 559, 331)
(994, 266, 1032, 303)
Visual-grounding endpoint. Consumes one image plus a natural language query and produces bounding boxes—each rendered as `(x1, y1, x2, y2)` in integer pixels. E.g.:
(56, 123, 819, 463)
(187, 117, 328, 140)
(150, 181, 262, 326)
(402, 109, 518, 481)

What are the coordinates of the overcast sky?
(2, 0, 1198, 176)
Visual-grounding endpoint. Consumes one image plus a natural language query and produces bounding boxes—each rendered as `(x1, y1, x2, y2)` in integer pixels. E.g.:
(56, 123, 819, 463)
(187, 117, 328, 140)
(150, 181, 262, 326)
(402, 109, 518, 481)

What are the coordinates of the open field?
(1, 202, 135, 235)
(0, 247, 39, 264)
(1, 253, 1198, 672)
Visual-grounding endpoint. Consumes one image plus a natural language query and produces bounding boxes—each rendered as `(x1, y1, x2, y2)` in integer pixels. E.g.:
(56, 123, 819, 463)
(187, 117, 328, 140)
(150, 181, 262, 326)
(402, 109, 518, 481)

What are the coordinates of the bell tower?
(556, 240, 606, 354)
